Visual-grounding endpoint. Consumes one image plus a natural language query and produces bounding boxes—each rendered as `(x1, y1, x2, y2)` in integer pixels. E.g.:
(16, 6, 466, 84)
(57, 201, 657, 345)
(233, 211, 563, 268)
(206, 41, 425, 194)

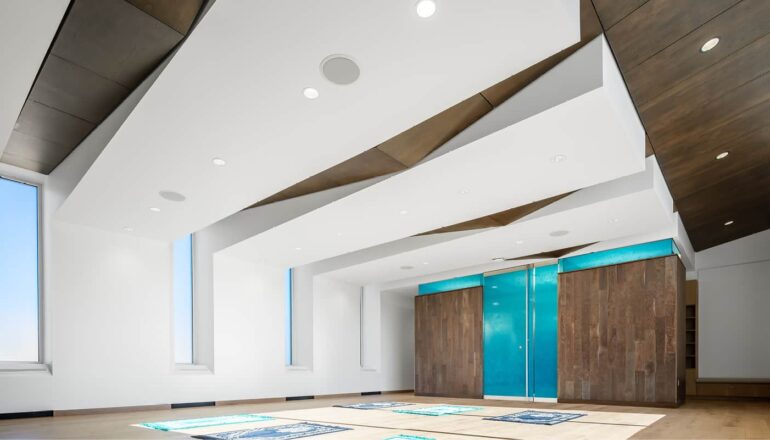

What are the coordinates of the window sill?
(0, 362, 51, 374)
(174, 364, 212, 374)
(285, 365, 312, 372)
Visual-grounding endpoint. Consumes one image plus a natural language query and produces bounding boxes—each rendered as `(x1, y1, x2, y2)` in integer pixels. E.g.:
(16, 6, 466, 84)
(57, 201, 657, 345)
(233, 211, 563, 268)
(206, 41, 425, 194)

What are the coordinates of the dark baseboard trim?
(171, 401, 215, 409)
(361, 391, 382, 396)
(557, 398, 680, 408)
(286, 395, 314, 401)
(0, 410, 53, 420)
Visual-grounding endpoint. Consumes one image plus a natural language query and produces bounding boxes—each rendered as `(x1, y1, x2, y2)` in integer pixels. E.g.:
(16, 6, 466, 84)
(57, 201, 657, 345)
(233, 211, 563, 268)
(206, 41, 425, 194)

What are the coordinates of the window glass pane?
(284, 268, 292, 365)
(173, 234, 193, 364)
(0, 177, 39, 362)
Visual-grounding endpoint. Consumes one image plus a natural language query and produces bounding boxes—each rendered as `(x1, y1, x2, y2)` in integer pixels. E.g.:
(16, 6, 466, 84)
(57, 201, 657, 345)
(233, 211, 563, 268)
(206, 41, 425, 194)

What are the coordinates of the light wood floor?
(1, 393, 768, 439)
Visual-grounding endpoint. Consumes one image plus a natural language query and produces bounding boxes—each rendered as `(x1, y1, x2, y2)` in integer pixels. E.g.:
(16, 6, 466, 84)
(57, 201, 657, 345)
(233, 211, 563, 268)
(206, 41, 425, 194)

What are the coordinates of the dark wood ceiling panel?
(376, 94, 491, 167)
(3, 131, 70, 174)
(51, 0, 185, 88)
(664, 124, 770, 201)
(420, 192, 573, 235)
(676, 163, 770, 250)
(650, 72, 770, 152)
(14, 101, 95, 149)
(482, 0, 601, 107)
(127, 0, 203, 35)
(29, 55, 130, 124)
(606, 0, 739, 70)
(488, 192, 573, 225)
(591, 0, 648, 29)
(592, 0, 770, 250)
(642, 37, 770, 143)
(255, 148, 407, 207)
(625, 0, 770, 109)
(2, 0, 205, 175)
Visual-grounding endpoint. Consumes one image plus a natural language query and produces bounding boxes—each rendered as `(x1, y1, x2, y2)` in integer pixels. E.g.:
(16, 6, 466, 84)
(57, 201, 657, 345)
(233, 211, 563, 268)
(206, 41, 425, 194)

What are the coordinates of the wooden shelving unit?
(685, 280, 698, 396)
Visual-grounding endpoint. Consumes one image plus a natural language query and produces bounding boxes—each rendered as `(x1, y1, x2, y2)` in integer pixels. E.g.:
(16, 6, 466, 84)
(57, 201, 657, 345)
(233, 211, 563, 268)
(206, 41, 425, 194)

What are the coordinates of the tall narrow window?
(284, 268, 293, 365)
(173, 234, 193, 364)
(0, 177, 40, 362)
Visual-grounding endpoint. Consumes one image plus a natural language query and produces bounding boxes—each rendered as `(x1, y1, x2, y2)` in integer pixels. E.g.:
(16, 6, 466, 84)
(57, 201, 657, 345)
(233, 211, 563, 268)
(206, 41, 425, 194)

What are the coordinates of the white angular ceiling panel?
(55, 0, 580, 239)
(224, 36, 646, 267)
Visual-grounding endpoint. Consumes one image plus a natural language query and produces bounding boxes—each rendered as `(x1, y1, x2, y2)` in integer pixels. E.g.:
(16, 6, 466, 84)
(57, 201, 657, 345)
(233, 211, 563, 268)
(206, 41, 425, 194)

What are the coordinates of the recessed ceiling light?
(700, 37, 720, 53)
(400, 265, 414, 270)
(515, 240, 524, 245)
(302, 87, 319, 99)
(159, 190, 186, 202)
(716, 151, 729, 160)
(724, 220, 734, 226)
(212, 157, 226, 166)
(423, 262, 429, 265)
(549, 230, 569, 237)
(149, 207, 161, 212)
(492, 257, 505, 262)
(415, 0, 436, 18)
(295, 247, 302, 251)
(399, 210, 408, 215)
(123, 226, 134, 232)
(551, 154, 567, 163)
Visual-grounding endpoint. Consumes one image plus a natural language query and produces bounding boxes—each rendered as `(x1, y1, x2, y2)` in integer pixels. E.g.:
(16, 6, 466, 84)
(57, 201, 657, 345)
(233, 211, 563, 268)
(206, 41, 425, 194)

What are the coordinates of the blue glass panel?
(558, 239, 676, 273)
(0, 177, 39, 362)
(419, 274, 482, 295)
(285, 268, 293, 366)
(483, 270, 527, 397)
(173, 234, 193, 364)
(529, 264, 558, 398)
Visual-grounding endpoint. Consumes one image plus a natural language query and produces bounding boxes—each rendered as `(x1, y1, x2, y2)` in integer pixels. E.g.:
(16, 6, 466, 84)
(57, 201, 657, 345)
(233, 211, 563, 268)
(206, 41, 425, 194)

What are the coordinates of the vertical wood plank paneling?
(557, 256, 685, 406)
(414, 287, 483, 398)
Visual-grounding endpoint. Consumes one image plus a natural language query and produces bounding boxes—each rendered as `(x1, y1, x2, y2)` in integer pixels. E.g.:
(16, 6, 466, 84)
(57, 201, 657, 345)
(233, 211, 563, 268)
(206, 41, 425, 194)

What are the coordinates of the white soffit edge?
(224, 35, 646, 267)
(324, 157, 673, 286)
(0, 1, 69, 155)
(55, 0, 579, 239)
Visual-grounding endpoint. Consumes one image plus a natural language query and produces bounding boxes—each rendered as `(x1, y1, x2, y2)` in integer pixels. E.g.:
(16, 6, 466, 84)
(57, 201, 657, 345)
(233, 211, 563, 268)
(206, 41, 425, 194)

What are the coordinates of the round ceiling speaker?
(159, 190, 186, 202)
(321, 55, 360, 85)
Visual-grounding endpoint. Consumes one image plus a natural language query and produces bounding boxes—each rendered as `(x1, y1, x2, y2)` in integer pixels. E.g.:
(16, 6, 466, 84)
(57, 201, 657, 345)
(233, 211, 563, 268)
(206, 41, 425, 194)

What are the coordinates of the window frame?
(0, 174, 45, 369)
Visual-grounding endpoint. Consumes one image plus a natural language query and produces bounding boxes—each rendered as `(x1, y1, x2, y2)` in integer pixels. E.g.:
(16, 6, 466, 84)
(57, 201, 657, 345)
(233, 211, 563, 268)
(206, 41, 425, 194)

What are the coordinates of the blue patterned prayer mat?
(384, 435, 436, 440)
(393, 405, 482, 416)
(484, 410, 585, 425)
(192, 422, 352, 439)
(334, 401, 414, 410)
(141, 414, 273, 431)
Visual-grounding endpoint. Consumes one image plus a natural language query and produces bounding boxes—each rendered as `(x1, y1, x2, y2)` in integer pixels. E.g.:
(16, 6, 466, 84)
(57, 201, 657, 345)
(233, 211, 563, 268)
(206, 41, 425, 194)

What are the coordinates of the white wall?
(694, 229, 770, 380)
(0, 212, 415, 412)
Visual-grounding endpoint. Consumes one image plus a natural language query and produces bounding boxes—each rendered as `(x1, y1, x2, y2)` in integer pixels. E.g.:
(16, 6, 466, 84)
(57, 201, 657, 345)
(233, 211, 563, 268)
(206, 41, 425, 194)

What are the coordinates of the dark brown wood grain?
(414, 288, 484, 398)
(594, 0, 770, 250)
(558, 255, 685, 406)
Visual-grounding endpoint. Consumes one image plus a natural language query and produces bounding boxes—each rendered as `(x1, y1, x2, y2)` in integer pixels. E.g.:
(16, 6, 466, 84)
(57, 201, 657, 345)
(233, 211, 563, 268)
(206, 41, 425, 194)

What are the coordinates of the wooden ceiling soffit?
(253, 0, 601, 208)
(1, 0, 204, 174)
(419, 192, 573, 236)
(592, 0, 770, 250)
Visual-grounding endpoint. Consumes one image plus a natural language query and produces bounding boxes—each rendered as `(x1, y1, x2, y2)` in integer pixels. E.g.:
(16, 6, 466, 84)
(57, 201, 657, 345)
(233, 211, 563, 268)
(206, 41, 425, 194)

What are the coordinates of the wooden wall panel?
(414, 288, 483, 398)
(558, 255, 685, 406)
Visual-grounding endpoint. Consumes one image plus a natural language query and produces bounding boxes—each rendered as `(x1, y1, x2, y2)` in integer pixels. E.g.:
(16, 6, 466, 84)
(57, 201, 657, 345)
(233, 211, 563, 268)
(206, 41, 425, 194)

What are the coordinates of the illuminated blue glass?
(418, 274, 482, 295)
(528, 264, 558, 398)
(483, 270, 527, 397)
(285, 268, 292, 365)
(558, 239, 677, 273)
(173, 234, 193, 364)
(0, 177, 39, 362)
